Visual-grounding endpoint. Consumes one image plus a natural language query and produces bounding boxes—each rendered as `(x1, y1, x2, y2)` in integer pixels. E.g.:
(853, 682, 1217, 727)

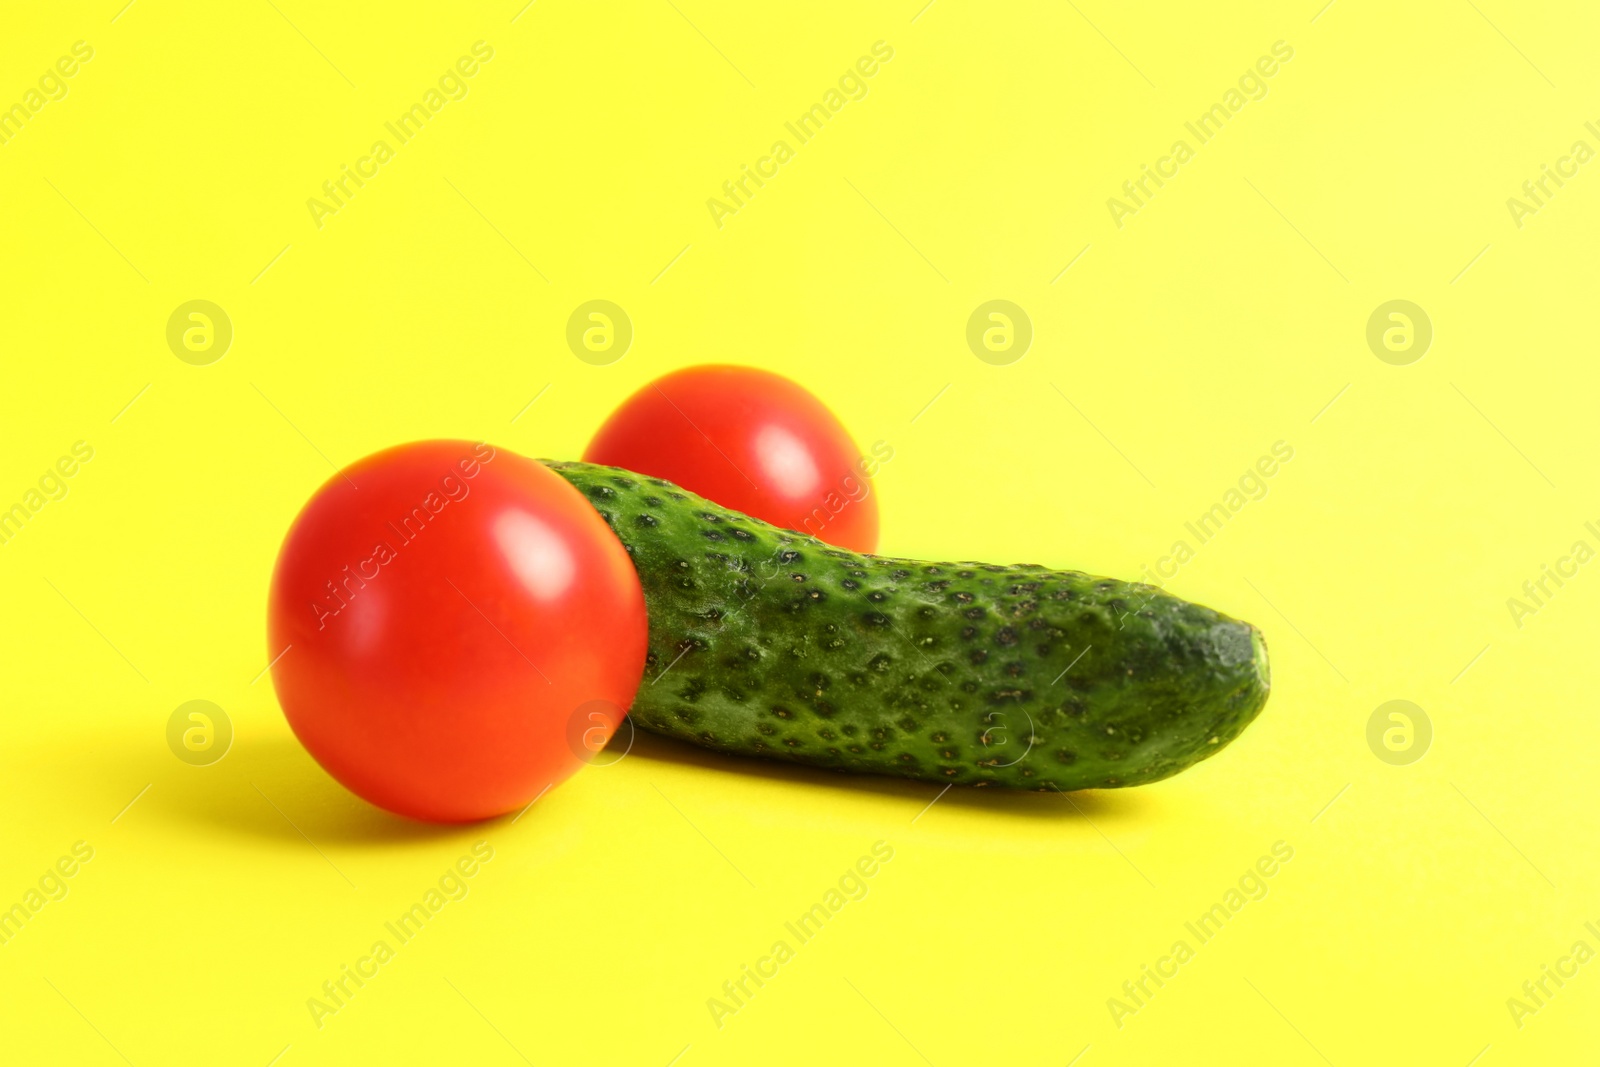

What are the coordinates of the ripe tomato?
(584, 365, 882, 552)
(267, 440, 647, 823)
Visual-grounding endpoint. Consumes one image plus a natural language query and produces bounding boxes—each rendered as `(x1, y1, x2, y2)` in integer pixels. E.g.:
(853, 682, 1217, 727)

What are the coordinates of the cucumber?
(547, 460, 1270, 792)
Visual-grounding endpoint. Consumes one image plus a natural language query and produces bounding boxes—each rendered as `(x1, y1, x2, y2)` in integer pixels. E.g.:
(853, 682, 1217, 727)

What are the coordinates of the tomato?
(267, 440, 647, 823)
(584, 365, 882, 552)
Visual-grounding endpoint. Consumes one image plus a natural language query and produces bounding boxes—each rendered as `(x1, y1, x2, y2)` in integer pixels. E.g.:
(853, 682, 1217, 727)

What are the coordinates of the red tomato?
(267, 440, 647, 823)
(584, 365, 881, 552)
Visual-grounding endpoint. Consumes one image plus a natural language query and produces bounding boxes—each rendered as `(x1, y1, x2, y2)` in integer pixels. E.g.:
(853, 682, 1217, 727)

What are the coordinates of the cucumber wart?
(548, 460, 1271, 792)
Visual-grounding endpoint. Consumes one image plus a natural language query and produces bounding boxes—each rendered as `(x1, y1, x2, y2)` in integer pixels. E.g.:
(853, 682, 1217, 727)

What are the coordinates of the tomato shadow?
(613, 725, 1156, 823)
(151, 729, 470, 849)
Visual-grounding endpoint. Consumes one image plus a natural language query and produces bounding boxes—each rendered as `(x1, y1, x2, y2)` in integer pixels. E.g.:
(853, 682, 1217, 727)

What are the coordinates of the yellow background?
(2, 1, 1596, 1063)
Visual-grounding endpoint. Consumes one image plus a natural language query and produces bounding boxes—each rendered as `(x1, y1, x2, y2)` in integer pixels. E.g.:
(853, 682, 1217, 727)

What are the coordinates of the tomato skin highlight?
(267, 440, 647, 823)
(583, 365, 880, 552)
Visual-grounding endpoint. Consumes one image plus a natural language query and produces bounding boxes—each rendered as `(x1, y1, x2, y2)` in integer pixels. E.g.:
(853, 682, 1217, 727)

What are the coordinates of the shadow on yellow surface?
(617, 725, 1154, 822)
(125, 718, 1154, 853)
(148, 731, 466, 848)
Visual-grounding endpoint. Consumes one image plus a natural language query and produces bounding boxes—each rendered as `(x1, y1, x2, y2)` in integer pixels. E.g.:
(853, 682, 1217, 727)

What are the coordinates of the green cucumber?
(548, 460, 1270, 792)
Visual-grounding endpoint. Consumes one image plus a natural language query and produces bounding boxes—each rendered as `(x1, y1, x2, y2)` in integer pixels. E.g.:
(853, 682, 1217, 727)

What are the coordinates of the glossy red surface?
(268, 440, 647, 822)
(584, 365, 879, 552)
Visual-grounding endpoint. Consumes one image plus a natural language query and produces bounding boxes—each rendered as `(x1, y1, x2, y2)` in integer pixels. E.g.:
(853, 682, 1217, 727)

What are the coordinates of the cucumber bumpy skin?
(548, 460, 1270, 792)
